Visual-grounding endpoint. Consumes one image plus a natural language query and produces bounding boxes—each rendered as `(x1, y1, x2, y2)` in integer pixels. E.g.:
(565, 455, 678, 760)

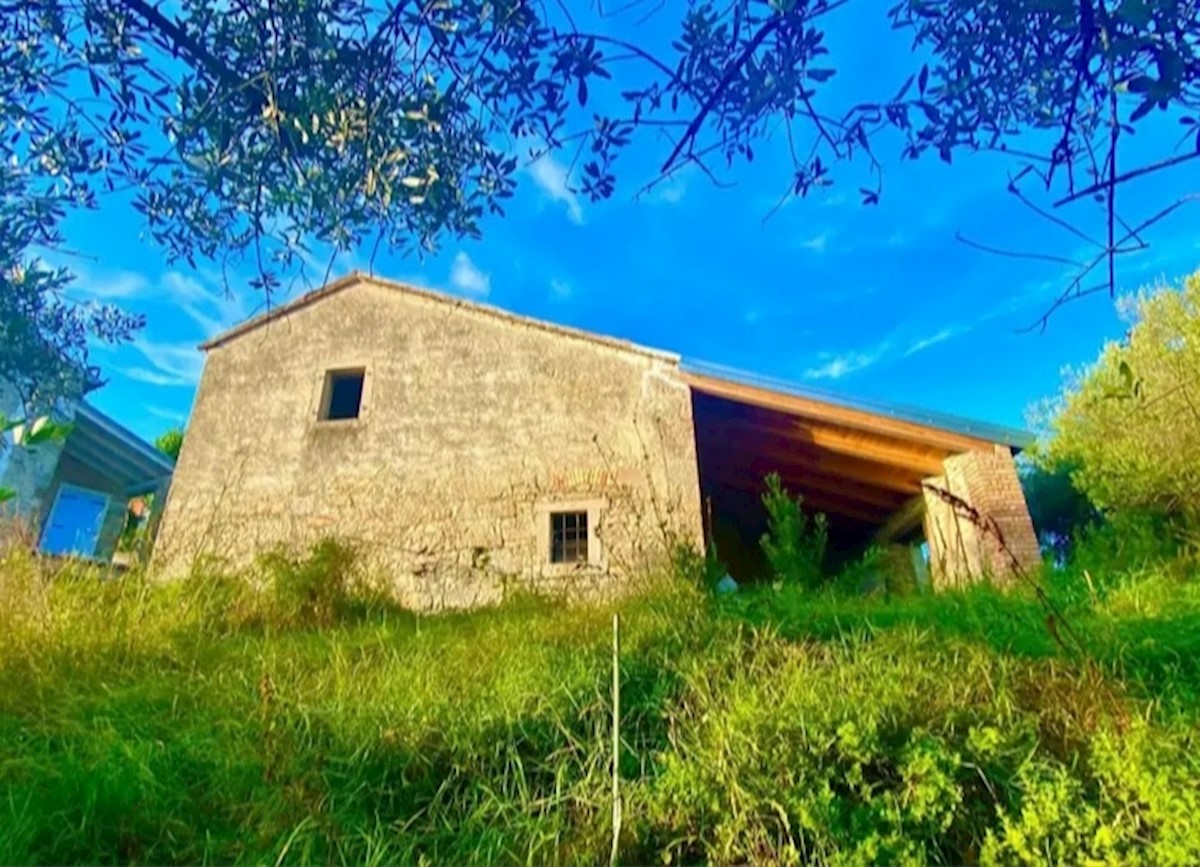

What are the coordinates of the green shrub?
(760, 472, 829, 590)
(1045, 511, 1185, 609)
(255, 537, 382, 627)
(832, 543, 888, 595)
(1039, 270, 1200, 527)
(671, 538, 728, 590)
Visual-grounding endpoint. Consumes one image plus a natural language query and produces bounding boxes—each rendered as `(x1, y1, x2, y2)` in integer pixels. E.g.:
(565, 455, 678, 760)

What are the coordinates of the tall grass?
(1, 538, 1199, 865)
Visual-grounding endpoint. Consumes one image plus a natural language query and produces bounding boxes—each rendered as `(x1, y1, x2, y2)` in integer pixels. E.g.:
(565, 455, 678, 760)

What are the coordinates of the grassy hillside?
(1, 539, 1199, 865)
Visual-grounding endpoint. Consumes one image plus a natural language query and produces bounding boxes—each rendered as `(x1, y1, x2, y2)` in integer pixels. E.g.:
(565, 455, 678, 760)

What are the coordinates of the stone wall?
(152, 278, 705, 608)
(922, 445, 1041, 587)
(0, 380, 66, 532)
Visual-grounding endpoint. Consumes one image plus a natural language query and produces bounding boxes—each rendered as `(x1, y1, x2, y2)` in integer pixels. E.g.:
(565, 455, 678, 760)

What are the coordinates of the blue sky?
(54, 2, 1200, 444)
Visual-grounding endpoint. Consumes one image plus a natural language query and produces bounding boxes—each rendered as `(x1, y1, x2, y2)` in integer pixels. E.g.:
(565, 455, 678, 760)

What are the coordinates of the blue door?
(39, 485, 109, 558)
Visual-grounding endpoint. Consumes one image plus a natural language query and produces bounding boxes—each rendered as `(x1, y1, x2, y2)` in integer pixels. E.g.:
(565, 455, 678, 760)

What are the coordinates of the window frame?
(535, 497, 607, 572)
(315, 366, 369, 425)
(549, 509, 589, 564)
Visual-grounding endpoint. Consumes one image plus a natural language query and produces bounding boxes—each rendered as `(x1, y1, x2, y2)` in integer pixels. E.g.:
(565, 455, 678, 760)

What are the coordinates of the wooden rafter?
(699, 461, 908, 511)
(696, 416, 949, 477)
(696, 443, 926, 495)
(687, 372, 996, 454)
(702, 472, 895, 522)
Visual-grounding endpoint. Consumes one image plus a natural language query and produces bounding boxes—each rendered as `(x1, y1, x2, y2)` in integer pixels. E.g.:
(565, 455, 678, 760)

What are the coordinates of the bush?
(670, 539, 727, 590)
(1044, 511, 1185, 608)
(1020, 451, 1099, 556)
(760, 472, 829, 590)
(253, 537, 382, 627)
(1040, 269, 1200, 530)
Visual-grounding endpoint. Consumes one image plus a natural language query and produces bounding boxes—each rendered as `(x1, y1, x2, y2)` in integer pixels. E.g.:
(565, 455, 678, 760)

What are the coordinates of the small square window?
(320, 369, 365, 421)
(550, 511, 589, 564)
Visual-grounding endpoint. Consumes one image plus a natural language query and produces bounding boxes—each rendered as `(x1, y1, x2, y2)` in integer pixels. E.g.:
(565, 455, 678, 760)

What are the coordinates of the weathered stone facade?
(922, 445, 1041, 587)
(0, 380, 66, 538)
(152, 276, 705, 608)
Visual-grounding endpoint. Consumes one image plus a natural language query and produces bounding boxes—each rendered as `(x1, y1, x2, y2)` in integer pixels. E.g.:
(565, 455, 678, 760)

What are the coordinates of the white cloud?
(127, 338, 205, 387)
(803, 345, 889, 380)
(804, 322, 969, 381)
(449, 252, 491, 296)
(528, 153, 584, 225)
(549, 277, 572, 299)
(797, 231, 831, 254)
(653, 181, 687, 205)
(71, 269, 148, 300)
(161, 271, 248, 338)
(122, 368, 189, 387)
(903, 325, 964, 357)
(146, 405, 187, 424)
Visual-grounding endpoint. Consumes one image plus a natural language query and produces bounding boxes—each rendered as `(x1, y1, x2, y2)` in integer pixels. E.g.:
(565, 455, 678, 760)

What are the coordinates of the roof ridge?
(199, 270, 680, 363)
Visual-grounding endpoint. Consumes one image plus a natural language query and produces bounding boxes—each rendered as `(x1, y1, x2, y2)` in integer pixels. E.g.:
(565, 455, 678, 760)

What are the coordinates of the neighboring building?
(153, 272, 1041, 607)
(0, 383, 175, 563)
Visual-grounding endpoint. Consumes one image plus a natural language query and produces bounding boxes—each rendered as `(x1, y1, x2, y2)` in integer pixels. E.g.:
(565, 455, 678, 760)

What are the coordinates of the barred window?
(550, 511, 588, 564)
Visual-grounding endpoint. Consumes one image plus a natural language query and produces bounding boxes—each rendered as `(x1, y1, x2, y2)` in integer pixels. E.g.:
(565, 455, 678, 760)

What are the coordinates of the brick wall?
(922, 445, 1041, 587)
(152, 278, 705, 609)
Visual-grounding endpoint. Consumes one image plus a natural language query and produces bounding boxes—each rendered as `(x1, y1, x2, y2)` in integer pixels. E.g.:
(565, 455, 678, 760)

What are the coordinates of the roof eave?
(682, 360, 1035, 453)
(75, 403, 176, 477)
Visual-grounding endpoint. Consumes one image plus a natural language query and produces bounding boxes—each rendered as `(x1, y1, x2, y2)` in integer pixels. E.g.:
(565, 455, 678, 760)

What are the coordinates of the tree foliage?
(1019, 453, 1098, 554)
(1040, 269, 1200, 524)
(154, 427, 184, 463)
(4, 0, 1199, 404)
(890, 0, 1200, 326)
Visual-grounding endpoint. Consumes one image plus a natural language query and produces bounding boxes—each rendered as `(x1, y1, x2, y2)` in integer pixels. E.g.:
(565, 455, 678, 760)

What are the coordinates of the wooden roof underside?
(686, 372, 1001, 529)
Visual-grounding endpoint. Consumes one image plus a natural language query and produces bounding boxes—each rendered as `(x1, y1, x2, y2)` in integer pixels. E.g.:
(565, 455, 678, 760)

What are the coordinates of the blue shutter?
(39, 486, 109, 558)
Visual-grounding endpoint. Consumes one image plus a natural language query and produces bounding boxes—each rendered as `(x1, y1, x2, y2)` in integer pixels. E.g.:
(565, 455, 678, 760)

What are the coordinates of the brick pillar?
(921, 445, 1041, 588)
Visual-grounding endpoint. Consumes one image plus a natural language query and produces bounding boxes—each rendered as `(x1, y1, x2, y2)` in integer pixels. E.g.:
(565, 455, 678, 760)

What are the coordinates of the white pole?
(610, 612, 622, 867)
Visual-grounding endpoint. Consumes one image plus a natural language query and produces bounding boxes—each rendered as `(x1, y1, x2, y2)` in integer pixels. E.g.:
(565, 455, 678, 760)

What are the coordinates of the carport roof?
(684, 360, 1033, 531)
(66, 404, 176, 496)
(683, 360, 1033, 452)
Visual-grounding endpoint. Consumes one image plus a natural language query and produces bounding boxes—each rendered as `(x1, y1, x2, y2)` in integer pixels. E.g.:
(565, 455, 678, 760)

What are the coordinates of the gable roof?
(199, 271, 679, 363)
(199, 271, 1034, 453)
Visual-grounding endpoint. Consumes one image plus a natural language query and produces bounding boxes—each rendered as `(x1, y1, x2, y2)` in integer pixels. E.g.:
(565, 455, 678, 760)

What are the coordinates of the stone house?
(153, 272, 1041, 607)
(0, 382, 175, 564)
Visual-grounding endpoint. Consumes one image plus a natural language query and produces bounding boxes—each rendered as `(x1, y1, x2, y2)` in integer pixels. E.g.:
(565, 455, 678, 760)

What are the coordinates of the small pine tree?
(760, 473, 829, 589)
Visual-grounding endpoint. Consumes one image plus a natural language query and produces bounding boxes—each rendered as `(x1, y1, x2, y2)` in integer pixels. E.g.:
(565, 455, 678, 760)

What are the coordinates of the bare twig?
(1022, 194, 1200, 332)
(1008, 183, 1105, 249)
(1052, 151, 1200, 208)
(955, 232, 1087, 267)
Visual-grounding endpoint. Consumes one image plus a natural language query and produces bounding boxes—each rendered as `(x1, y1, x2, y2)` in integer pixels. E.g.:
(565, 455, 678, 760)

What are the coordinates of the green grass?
(2, 541, 1199, 865)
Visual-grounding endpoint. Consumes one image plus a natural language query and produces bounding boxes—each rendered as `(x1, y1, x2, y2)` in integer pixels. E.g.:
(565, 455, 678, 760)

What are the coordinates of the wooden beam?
(873, 495, 927, 545)
(700, 461, 906, 511)
(697, 443, 926, 495)
(687, 373, 996, 454)
(697, 417, 949, 477)
(702, 474, 891, 524)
